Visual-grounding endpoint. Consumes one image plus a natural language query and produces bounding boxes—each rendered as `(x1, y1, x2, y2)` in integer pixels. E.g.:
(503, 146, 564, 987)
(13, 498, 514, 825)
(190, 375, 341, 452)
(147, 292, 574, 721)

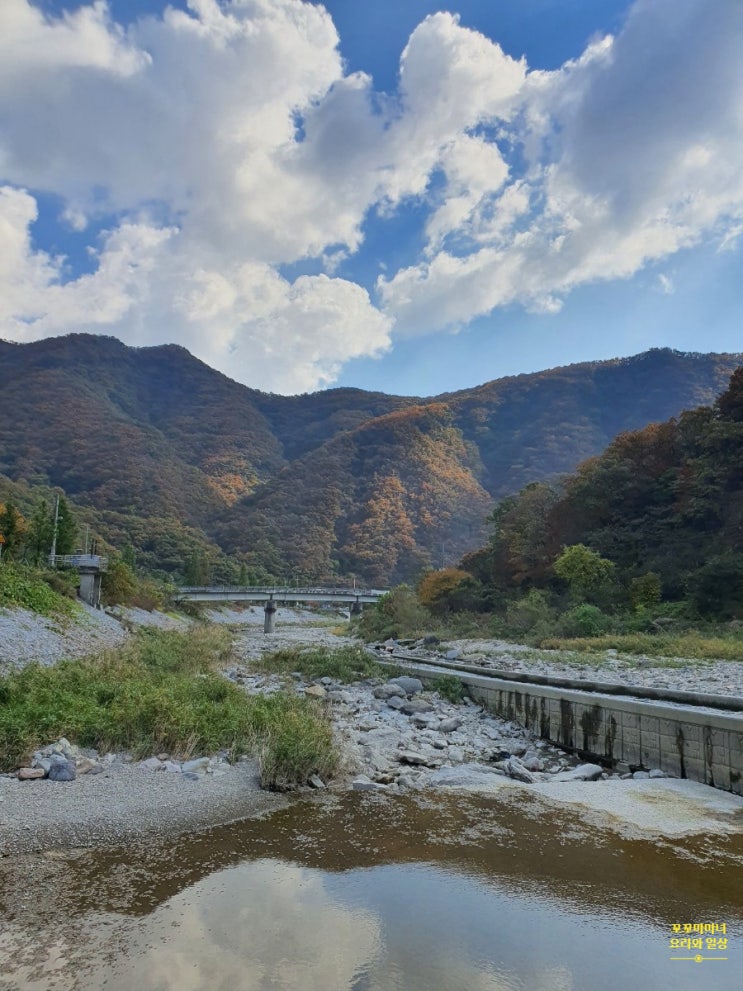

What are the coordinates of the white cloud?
(381, 0, 743, 335)
(0, 0, 741, 385)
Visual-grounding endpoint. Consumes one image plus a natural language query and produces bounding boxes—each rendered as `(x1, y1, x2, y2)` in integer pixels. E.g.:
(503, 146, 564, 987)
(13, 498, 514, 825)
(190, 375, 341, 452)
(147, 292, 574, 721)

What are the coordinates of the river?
(1, 787, 741, 990)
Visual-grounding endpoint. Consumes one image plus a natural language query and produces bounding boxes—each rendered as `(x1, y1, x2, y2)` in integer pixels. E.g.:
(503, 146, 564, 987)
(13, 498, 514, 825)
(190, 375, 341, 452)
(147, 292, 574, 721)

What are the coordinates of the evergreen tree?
(26, 499, 53, 565)
(55, 497, 77, 555)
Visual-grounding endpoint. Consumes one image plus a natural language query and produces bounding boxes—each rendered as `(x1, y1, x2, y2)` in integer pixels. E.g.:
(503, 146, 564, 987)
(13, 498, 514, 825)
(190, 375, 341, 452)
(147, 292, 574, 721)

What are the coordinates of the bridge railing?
(176, 585, 387, 598)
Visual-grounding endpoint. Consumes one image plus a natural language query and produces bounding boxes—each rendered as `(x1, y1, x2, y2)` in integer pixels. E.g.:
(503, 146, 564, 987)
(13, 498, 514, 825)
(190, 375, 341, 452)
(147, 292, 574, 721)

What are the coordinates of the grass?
(0, 627, 338, 788)
(538, 632, 743, 662)
(253, 644, 390, 682)
(431, 674, 466, 703)
(0, 563, 77, 618)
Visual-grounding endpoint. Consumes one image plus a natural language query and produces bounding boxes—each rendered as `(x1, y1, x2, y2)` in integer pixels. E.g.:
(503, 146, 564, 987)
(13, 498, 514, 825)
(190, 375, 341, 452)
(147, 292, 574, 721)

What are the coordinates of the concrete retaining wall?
(391, 661, 743, 795)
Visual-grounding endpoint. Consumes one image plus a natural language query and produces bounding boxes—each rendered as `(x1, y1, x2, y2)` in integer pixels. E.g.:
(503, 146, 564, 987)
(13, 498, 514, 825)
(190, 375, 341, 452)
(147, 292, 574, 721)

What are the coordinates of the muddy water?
(1, 791, 742, 991)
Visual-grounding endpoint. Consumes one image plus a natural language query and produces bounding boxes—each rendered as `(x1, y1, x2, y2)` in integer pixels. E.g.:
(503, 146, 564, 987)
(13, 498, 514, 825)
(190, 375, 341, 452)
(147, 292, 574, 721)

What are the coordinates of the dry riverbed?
(1, 605, 743, 857)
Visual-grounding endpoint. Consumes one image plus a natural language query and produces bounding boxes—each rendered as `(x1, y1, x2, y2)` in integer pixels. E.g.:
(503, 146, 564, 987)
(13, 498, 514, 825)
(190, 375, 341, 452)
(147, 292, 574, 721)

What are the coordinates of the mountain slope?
(0, 335, 740, 582)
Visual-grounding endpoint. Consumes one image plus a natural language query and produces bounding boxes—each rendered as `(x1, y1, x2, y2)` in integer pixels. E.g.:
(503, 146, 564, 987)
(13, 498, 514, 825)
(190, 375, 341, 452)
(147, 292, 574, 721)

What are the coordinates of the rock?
(648, 768, 665, 778)
(427, 763, 507, 789)
(373, 683, 406, 700)
(389, 676, 424, 696)
(327, 690, 352, 704)
(305, 684, 327, 699)
(397, 773, 421, 790)
(31, 757, 52, 774)
(397, 750, 440, 768)
(182, 757, 210, 775)
(138, 757, 164, 771)
(157, 753, 170, 761)
(74, 758, 100, 775)
(522, 756, 544, 773)
(18, 767, 46, 780)
(163, 761, 182, 773)
(411, 714, 438, 729)
(447, 746, 465, 762)
(401, 699, 434, 715)
(445, 649, 461, 660)
(308, 774, 326, 789)
(633, 770, 650, 779)
(553, 763, 605, 782)
(352, 776, 386, 792)
(182, 771, 201, 781)
(385, 696, 406, 711)
(319, 677, 333, 686)
(438, 717, 462, 734)
(505, 757, 537, 784)
(48, 759, 76, 782)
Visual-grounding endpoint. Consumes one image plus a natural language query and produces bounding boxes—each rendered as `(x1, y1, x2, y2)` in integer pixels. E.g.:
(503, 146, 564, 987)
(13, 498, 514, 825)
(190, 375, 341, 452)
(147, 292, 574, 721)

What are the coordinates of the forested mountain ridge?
(461, 367, 743, 620)
(0, 334, 740, 583)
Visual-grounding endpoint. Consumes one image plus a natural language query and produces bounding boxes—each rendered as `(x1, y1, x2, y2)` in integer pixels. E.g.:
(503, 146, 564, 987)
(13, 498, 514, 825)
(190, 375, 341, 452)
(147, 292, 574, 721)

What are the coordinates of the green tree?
(629, 572, 662, 610)
(553, 544, 616, 604)
(54, 496, 77, 555)
(26, 499, 53, 565)
(0, 502, 26, 560)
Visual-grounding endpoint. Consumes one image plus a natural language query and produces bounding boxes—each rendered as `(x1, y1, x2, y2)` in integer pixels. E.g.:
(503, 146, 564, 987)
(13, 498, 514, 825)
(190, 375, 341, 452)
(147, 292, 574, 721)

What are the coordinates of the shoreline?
(1, 608, 743, 857)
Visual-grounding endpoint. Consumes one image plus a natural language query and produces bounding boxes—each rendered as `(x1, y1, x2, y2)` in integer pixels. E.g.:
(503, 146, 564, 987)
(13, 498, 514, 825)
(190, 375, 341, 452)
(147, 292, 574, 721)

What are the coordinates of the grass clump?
(0, 563, 77, 617)
(0, 627, 338, 788)
(432, 674, 466, 703)
(254, 645, 388, 683)
(538, 632, 743, 662)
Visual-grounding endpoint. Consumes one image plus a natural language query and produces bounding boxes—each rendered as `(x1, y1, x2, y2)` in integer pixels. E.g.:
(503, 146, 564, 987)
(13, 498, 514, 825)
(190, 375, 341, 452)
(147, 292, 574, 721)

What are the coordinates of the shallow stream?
(1, 789, 741, 990)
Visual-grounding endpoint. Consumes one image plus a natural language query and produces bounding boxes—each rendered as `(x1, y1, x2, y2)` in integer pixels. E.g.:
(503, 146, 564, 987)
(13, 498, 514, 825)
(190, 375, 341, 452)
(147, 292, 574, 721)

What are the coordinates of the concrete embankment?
(381, 654, 743, 795)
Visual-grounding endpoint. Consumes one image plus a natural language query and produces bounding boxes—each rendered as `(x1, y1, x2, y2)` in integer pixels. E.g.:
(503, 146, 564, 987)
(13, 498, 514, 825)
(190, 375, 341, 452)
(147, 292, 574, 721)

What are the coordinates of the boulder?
(401, 699, 434, 715)
(48, 759, 76, 782)
(373, 683, 406, 700)
(18, 767, 45, 781)
(304, 684, 327, 699)
(505, 757, 537, 784)
(438, 717, 462, 734)
(553, 763, 605, 782)
(389, 676, 424, 696)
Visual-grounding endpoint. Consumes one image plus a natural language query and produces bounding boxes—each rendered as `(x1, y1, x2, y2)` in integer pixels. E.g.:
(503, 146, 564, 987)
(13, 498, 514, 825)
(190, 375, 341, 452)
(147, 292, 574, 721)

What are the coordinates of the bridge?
(174, 586, 388, 632)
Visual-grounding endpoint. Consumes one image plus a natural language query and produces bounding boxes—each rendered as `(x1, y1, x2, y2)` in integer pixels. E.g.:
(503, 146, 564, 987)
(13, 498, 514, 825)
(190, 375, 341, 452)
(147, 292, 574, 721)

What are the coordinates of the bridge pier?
(264, 599, 277, 634)
(350, 598, 363, 617)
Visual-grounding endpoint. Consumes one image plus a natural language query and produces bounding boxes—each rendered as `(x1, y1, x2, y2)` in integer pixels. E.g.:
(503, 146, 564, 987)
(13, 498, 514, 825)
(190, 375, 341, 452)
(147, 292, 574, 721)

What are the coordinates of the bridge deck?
(175, 586, 387, 604)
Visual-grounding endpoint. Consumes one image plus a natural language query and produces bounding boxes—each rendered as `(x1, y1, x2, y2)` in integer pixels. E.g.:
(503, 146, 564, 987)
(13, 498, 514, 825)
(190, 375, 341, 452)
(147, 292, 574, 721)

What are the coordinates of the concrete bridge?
(175, 585, 388, 632)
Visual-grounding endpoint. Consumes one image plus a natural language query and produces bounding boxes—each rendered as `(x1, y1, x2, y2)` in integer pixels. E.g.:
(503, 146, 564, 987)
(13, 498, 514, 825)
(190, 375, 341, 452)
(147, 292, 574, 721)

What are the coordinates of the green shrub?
(432, 674, 465, 703)
(358, 585, 431, 640)
(559, 603, 612, 637)
(0, 563, 76, 617)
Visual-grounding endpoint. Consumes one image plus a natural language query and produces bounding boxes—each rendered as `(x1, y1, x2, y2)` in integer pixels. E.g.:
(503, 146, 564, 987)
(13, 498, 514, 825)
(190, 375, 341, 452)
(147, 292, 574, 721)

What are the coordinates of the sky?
(1, 0, 742, 397)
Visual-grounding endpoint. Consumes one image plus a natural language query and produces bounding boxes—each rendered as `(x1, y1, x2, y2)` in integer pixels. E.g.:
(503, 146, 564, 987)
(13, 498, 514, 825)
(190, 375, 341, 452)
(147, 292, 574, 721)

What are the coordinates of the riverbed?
(1, 788, 741, 991)
(1, 609, 742, 989)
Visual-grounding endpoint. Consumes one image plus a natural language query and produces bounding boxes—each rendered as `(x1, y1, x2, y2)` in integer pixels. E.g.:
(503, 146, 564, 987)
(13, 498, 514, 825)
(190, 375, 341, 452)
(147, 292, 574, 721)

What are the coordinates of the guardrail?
(49, 554, 109, 572)
(178, 585, 386, 597)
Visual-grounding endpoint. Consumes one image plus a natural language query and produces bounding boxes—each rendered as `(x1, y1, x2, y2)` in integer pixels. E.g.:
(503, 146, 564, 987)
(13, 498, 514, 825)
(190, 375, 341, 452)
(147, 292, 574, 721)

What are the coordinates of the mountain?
(0, 334, 740, 583)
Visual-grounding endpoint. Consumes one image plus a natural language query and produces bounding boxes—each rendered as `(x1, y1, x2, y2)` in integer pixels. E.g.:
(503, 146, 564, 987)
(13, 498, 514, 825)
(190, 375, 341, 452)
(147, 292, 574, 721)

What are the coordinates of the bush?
(559, 603, 612, 637)
(358, 585, 431, 640)
(502, 589, 556, 635)
(0, 563, 76, 617)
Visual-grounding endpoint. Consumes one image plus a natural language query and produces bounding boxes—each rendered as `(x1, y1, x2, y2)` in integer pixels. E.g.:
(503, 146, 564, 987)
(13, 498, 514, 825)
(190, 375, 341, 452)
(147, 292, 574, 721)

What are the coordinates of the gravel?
(0, 759, 285, 856)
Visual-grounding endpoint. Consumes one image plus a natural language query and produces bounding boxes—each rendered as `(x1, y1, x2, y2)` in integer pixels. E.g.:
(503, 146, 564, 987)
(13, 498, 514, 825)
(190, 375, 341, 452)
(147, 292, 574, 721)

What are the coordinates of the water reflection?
(1, 791, 742, 990)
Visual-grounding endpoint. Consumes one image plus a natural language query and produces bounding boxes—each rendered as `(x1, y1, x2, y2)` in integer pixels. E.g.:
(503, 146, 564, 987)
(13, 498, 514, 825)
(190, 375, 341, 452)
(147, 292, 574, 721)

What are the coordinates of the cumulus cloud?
(0, 0, 741, 387)
(381, 0, 743, 335)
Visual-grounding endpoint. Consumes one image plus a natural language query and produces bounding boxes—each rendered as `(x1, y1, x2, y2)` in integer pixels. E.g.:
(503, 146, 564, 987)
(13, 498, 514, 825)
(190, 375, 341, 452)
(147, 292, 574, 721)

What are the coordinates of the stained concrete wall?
(391, 662, 743, 796)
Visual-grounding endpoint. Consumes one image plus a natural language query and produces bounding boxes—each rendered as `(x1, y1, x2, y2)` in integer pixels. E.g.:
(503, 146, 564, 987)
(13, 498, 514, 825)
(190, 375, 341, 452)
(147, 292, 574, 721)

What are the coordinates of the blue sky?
(1, 0, 742, 395)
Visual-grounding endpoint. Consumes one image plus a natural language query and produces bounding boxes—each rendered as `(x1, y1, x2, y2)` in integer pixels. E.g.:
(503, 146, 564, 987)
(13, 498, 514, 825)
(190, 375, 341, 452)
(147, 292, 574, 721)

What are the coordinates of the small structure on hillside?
(49, 553, 108, 607)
